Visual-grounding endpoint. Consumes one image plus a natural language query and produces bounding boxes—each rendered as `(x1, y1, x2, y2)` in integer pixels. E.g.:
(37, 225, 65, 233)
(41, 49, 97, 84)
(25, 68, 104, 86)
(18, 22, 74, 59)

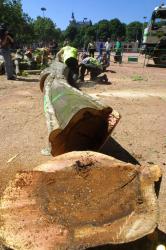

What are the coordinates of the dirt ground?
(0, 53, 166, 249)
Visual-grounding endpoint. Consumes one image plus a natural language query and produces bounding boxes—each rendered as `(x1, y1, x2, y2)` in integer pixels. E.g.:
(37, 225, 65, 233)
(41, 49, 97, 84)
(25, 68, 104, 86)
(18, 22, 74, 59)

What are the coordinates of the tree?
(96, 20, 110, 41)
(0, 1, 62, 46)
(73, 25, 87, 49)
(126, 21, 143, 42)
(109, 18, 126, 41)
(0, 0, 145, 48)
(0, 0, 34, 45)
(33, 16, 61, 44)
(85, 25, 96, 41)
(63, 23, 79, 45)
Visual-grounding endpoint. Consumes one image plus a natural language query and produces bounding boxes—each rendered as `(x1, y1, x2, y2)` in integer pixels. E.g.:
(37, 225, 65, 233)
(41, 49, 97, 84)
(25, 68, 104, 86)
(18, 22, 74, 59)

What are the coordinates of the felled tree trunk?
(0, 151, 161, 250)
(40, 60, 120, 156)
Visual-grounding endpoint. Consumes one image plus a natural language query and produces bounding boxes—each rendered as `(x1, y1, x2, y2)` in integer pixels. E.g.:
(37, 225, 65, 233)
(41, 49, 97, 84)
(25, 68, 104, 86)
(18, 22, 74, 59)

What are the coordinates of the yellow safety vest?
(89, 57, 101, 66)
(63, 46, 78, 63)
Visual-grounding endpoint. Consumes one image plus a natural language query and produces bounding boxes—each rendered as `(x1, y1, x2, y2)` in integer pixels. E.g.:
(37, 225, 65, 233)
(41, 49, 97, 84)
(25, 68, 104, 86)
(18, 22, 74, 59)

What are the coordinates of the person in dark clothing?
(49, 40, 58, 56)
(99, 41, 103, 56)
(87, 41, 96, 57)
(0, 24, 16, 80)
(114, 37, 123, 64)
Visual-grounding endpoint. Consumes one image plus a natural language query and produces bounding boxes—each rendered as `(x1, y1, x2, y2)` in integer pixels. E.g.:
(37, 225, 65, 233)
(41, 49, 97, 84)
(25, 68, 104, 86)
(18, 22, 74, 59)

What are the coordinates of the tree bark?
(40, 60, 120, 156)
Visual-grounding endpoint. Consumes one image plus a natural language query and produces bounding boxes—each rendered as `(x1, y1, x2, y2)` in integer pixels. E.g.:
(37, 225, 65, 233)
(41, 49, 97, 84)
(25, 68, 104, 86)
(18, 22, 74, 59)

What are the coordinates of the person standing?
(114, 37, 122, 64)
(49, 40, 58, 56)
(0, 24, 15, 80)
(87, 40, 96, 57)
(99, 41, 103, 56)
(105, 38, 112, 61)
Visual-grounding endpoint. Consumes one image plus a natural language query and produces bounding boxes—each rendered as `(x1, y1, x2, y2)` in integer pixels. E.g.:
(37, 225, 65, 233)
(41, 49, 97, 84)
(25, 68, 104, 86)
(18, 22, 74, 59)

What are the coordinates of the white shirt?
(105, 41, 112, 51)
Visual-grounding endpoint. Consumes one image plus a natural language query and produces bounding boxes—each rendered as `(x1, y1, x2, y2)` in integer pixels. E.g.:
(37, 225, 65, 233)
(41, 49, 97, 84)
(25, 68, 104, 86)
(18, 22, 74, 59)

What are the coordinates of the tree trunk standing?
(0, 151, 161, 250)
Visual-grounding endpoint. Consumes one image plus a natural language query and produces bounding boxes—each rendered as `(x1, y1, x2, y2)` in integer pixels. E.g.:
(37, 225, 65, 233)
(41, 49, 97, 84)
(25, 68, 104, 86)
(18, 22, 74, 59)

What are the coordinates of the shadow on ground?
(18, 77, 39, 82)
(146, 64, 166, 68)
(97, 137, 166, 250)
(100, 137, 140, 165)
(80, 80, 112, 88)
(100, 136, 162, 198)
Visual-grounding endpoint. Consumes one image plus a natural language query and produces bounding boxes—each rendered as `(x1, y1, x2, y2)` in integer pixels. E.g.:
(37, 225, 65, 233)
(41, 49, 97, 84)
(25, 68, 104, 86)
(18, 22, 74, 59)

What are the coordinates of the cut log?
(0, 151, 161, 250)
(40, 60, 120, 157)
(40, 60, 69, 92)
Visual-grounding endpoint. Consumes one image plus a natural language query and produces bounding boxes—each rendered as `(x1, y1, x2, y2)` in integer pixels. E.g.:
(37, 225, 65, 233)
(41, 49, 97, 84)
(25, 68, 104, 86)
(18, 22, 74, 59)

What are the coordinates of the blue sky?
(22, 0, 164, 30)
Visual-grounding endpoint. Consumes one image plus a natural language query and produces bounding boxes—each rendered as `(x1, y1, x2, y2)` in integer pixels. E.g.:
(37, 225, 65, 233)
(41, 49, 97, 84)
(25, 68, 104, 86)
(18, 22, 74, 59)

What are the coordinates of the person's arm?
(56, 48, 64, 62)
(1, 33, 14, 47)
(6, 34, 14, 44)
(1, 35, 8, 47)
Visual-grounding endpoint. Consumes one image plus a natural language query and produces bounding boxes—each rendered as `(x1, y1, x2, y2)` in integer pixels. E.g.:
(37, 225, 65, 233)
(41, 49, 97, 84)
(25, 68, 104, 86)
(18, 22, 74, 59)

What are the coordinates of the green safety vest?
(63, 46, 78, 63)
(89, 57, 101, 66)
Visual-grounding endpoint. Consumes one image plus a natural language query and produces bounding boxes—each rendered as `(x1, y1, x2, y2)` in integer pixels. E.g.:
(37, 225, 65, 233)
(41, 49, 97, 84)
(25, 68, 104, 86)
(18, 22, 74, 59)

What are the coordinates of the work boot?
(7, 76, 17, 80)
(103, 74, 108, 82)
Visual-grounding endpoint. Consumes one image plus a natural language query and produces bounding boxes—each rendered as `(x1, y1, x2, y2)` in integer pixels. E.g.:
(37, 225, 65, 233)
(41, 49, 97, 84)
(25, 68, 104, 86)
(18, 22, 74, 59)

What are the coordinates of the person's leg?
(1, 49, 14, 79)
(90, 67, 101, 80)
(79, 64, 87, 81)
(114, 52, 118, 63)
(66, 58, 79, 87)
(102, 73, 108, 83)
(99, 48, 103, 56)
(119, 53, 122, 64)
(116, 52, 121, 63)
(66, 58, 78, 72)
(106, 50, 110, 61)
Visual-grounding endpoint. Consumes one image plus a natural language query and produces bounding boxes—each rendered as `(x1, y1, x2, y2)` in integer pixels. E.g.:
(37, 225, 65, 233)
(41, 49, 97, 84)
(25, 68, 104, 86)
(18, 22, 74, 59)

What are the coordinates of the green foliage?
(96, 20, 110, 40)
(33, 16, 60, 43)
(0, 0, 36, 45)
(131, 74, 144, 81)
(85, 25, 96, 41)
(109, 18, 126, 40)
(63, 23, 79, 44)
(0, 0, 145, 48)
(126, 21, 143, 42)
(20, 70, 29, 76)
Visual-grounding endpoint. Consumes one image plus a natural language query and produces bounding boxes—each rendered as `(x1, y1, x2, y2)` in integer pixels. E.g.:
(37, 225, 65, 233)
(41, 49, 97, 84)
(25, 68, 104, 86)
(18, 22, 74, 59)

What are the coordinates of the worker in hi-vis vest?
(79, 53, 109, 84)
(56, 40, 79, 88)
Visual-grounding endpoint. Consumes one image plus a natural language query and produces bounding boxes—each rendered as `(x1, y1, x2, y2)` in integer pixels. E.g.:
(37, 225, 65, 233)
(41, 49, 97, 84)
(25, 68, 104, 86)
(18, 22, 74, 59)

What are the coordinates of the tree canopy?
(0, 0, 145, 49)
(126, 21, 143, 42)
